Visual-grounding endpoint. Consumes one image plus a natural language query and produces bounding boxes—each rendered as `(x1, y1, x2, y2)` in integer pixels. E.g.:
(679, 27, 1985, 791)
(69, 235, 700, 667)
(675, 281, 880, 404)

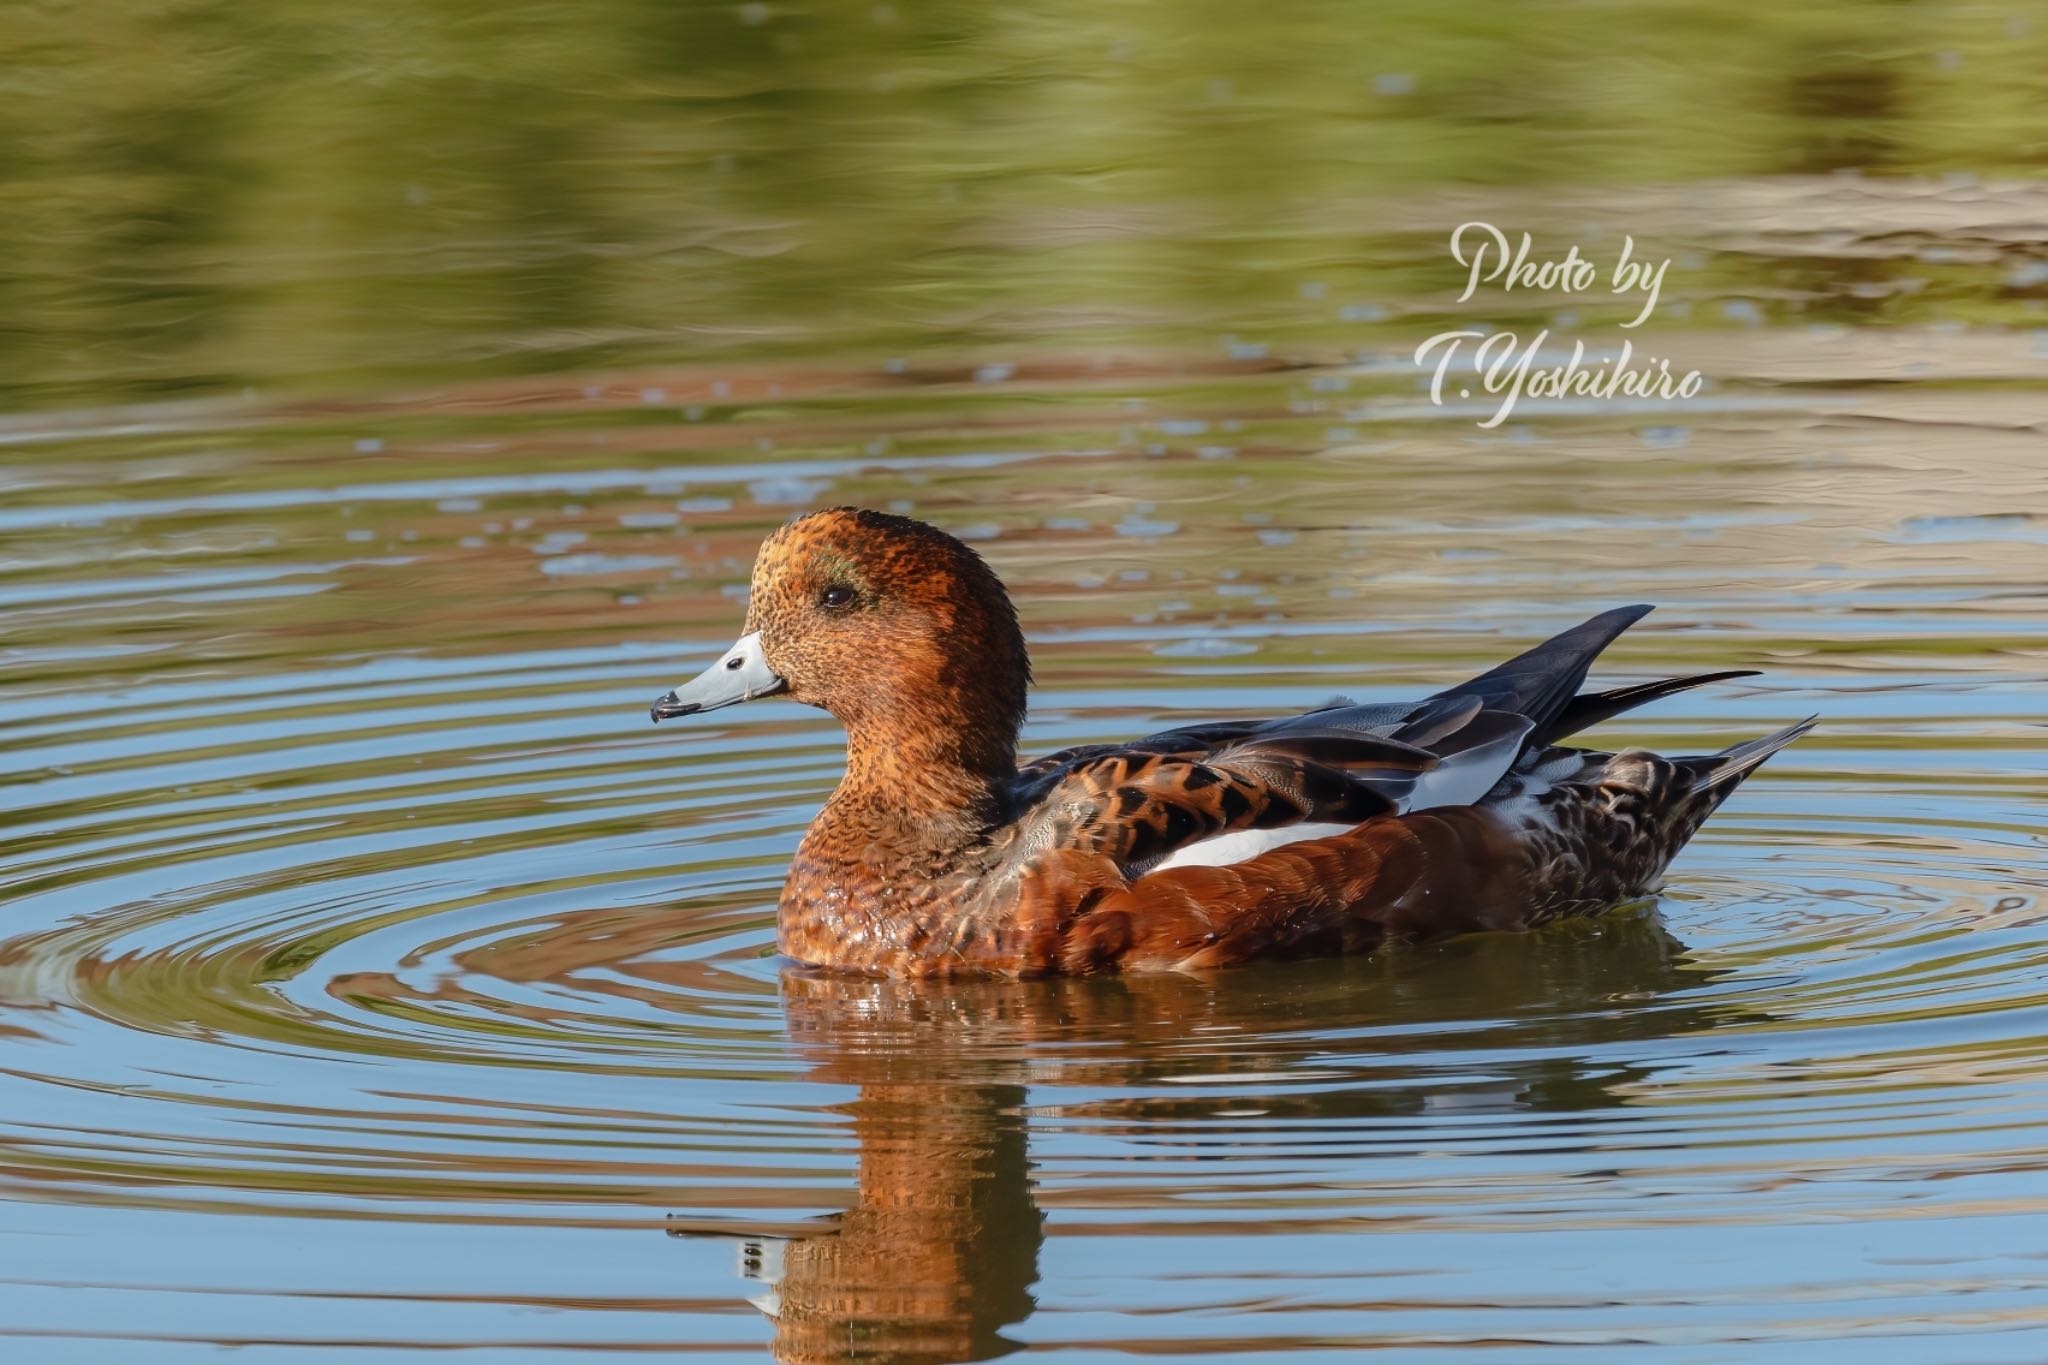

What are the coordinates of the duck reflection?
(729, 1040, 1036, 1364)
(673, 910, 1758, 1363)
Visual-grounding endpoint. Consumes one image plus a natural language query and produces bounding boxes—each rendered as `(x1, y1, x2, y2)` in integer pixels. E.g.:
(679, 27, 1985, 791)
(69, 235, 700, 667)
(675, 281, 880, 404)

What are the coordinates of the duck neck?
(813, 705, 1020, 870)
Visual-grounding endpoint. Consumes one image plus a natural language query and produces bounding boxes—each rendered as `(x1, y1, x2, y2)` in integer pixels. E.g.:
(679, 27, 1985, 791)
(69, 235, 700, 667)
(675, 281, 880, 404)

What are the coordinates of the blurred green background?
(6, 0, 2046, 407)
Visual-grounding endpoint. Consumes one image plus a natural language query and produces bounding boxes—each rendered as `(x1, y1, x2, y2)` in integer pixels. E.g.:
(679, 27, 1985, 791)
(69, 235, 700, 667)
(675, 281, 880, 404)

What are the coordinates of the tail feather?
(1686, 716, 1818, 798)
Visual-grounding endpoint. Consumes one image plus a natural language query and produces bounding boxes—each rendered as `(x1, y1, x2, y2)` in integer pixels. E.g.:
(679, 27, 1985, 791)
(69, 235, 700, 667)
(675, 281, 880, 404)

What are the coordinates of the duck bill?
(650, 631, 787, 722)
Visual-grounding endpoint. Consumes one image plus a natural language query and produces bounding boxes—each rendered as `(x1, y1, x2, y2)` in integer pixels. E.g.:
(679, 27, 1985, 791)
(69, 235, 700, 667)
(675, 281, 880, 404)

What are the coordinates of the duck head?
(653, 508, 1031, 786)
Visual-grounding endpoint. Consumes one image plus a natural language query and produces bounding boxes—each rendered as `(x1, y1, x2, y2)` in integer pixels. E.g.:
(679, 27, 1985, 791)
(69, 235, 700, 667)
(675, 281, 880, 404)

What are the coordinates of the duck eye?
(819, 584, 856, 610)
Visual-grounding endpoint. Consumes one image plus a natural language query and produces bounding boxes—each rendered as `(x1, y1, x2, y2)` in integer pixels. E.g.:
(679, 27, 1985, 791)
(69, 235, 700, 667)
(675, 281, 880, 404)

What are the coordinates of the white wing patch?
(1147, 822, 1358, 875)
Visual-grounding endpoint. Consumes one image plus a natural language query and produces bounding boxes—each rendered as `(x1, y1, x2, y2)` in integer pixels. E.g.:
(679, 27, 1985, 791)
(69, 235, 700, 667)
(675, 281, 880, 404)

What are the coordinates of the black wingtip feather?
(1539, 669, 1764, 746)
(1430, 605, 1656, 737)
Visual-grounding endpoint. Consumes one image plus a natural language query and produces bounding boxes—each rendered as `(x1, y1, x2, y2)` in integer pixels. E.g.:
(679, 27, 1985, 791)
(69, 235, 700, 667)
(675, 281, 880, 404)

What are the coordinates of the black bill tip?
(649, 691, 701, 723)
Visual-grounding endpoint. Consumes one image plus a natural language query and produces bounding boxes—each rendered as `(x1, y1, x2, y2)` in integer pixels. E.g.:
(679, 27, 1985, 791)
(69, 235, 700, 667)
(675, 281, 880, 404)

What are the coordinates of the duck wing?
(1535, 669, 1760, 746)
(1011, 606, 1765, 878)
(1423, 604, 1655, 728)
(1013, 694, 1479, 790)
(1008, 730, 1440, 878)
(1016, 605, 1644, 808)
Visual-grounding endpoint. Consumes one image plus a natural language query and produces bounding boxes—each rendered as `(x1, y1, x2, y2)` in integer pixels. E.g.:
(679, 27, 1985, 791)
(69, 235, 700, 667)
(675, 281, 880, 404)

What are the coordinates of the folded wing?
(1012, 605, 1757, 878)
(1013, 732, 1437, 877)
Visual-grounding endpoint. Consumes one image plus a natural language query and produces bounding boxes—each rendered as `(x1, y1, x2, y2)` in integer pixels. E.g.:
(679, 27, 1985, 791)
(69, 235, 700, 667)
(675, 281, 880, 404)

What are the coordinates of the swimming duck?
(650, 508, 1811, 978)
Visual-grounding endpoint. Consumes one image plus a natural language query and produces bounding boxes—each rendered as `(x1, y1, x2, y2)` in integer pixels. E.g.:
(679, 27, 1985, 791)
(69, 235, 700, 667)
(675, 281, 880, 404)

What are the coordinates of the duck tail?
(1539, 717, 1815, 910)
(1640, 715, 1816, 861)
(1632, 716, 1818, 864)
(1681, 716, 1818, 804)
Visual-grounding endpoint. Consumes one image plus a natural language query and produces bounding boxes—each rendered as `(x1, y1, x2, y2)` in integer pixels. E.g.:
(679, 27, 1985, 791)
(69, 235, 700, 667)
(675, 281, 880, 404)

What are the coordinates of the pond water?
(7, 4, 2048, 1361)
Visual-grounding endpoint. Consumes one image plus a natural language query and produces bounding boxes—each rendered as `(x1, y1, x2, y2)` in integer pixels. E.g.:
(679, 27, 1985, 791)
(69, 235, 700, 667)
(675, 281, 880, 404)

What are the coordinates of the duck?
(649, 507, 1812, 978)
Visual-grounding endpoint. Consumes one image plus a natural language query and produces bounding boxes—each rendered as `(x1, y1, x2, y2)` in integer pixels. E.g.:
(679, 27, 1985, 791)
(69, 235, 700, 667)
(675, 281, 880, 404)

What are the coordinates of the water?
(8, 4, 2048, 1360)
